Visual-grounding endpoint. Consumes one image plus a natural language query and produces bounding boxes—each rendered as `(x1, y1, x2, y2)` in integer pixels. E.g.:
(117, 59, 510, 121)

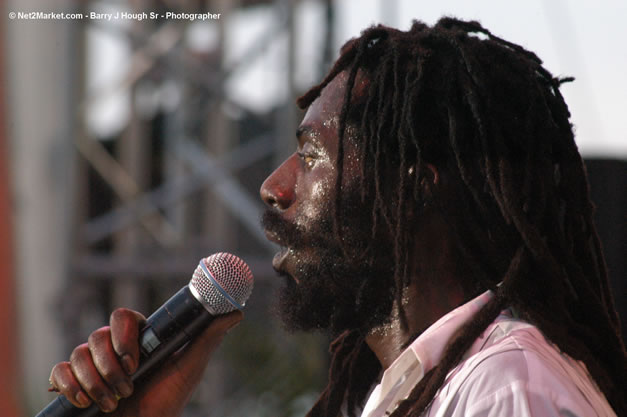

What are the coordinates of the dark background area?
(586, 158, 627, 342)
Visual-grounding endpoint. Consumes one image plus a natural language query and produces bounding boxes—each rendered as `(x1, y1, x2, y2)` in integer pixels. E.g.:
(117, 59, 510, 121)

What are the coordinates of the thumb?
(194, 310, 244, 351)
(171, 310, 244, 382)
(112, 311, 244, 417)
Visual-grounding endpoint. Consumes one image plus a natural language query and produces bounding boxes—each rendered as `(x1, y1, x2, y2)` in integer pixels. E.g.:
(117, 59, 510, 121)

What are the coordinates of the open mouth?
(272, 247, 289, 271)
(272, 248, 301, 284)
(273, 246, 302, 283)
(264, 228, 299, 283)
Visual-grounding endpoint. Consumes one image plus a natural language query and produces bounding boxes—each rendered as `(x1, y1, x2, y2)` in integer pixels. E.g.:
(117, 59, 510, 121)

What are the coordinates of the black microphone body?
(37, 286, 213, 417)
(36, 253, 253, 417)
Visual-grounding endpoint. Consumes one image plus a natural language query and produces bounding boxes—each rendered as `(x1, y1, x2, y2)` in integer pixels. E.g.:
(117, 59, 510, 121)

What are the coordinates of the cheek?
(342, 154, 361, 187)
(302, 182, 330, 221)
(340, 127, 362, 188)
(295, 166, 336, 229)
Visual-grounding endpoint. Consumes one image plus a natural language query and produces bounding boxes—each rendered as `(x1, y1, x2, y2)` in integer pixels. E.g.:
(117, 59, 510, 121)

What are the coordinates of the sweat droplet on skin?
(367, 286, 412, 338)
(323, 115, 339, 130)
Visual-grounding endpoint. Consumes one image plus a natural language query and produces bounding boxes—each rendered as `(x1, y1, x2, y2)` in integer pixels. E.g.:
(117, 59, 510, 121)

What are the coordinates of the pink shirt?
(360, 291, 616, 417)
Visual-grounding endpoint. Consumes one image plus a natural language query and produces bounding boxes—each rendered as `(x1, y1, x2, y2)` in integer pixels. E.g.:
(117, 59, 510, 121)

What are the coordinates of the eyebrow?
(296, 125, 310, 141)
(295, 125, 319, 147)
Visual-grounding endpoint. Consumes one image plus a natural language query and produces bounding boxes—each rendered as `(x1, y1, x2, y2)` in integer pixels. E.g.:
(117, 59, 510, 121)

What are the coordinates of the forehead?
(299, 71, 368, 145)
(300, 73, 347, 133)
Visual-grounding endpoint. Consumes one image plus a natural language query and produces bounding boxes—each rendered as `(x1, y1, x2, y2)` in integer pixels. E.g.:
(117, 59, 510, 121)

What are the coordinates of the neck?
(365, 220, 467, 369)
(364, 287, 414, 369)
(365, 280, 465, 369)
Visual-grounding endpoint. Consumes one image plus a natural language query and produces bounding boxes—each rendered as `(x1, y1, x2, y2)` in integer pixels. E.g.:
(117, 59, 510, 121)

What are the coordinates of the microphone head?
(189, 252, 254, 315)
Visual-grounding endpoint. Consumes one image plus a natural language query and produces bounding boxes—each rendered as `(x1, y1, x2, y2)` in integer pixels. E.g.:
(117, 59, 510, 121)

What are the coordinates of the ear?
(420, 163, 440, 198)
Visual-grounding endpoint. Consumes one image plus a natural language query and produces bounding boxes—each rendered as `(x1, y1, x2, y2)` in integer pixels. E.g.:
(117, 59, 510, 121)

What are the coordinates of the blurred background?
(1, 0, 625, 416)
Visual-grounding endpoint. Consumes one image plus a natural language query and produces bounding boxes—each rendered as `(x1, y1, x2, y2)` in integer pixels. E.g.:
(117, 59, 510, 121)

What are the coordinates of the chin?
(275, 273, 332, 333)
(275, 268, 396, 336)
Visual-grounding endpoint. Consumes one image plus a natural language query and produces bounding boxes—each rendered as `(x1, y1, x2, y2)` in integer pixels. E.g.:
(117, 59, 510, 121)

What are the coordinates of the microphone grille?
(190, 252, 254, 315)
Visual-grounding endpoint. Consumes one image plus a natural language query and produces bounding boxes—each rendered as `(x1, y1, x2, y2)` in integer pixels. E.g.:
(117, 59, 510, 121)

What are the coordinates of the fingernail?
(116, 380, 133, 398)
(100, 396, 117, 413)
(75, 391, 90, 408)
(121, 354, 135, 375)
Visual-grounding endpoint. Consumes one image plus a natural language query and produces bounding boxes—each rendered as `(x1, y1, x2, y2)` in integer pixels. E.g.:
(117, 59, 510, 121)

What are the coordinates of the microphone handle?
(36, 286, 215, 417)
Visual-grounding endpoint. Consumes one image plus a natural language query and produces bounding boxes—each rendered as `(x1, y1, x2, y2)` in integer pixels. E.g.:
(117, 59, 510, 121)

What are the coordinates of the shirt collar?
(366, 290, 495, 415)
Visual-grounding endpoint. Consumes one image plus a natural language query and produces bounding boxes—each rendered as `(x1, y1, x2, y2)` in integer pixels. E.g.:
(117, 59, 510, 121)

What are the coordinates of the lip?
(271, 248, 301, 284)
(263, 228, 285, 246)
(272, 247, 289, 271)
(263, 228, 300, 283)
(264, 228, 289, 267)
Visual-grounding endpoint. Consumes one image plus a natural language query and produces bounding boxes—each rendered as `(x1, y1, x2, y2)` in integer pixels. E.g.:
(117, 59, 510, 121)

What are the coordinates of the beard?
(261, 188, 397, 336)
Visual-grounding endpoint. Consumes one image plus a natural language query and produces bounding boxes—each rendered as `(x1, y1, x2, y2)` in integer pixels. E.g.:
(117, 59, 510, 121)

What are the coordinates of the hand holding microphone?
(42, 253, 253, 417)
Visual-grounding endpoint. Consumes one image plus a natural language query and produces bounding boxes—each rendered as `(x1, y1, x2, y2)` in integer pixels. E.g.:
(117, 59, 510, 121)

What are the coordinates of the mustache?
(260, 209, 334, 250)
(261, 210, 307, 249)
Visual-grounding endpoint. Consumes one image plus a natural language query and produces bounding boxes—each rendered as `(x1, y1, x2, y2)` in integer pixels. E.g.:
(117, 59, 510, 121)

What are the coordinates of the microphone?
(36, 252, 254, 417)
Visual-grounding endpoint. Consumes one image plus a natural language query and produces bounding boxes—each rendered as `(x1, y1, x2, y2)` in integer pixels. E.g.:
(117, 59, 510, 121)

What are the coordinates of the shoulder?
(426, 318, 616, 417)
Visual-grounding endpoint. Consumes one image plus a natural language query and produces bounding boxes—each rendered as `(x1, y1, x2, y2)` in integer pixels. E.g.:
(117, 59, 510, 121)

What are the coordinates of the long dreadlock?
(297, 18, 627, 417)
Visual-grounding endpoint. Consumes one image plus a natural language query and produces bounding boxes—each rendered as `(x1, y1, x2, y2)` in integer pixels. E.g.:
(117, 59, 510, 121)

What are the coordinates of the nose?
(260, 157, 296, 211)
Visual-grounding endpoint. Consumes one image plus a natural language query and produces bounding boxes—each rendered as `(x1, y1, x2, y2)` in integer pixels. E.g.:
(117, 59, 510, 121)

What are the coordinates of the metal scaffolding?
(47, 0, 332, 415)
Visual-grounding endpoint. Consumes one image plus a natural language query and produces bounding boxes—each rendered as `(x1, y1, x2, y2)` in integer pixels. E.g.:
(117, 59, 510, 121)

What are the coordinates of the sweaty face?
(260, 73, 396, 335)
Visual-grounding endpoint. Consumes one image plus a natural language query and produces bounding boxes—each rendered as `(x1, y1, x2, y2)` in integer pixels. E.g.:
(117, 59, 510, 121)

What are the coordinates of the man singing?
(48, 18, 626, 416)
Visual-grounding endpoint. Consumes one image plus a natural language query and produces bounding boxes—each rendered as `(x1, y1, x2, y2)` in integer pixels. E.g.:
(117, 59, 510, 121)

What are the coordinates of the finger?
(69, 343, 119, 413)
(49, 361, 92, 408)
(88, 327, 134, 399)
(109, 308, 146, 375)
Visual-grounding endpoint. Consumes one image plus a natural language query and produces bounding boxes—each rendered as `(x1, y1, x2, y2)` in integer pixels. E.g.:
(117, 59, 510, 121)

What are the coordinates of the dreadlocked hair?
(298, 17, 627, 417)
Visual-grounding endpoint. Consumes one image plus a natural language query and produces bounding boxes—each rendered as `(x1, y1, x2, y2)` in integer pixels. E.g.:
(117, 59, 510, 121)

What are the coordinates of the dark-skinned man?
(48, 18, 626, 417)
